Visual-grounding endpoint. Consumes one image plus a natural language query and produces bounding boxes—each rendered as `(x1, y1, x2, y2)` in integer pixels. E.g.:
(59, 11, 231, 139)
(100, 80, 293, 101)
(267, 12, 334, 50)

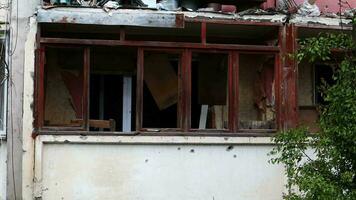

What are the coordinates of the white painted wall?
(0, 140, 6, 200)
(36, 136, 286, 200)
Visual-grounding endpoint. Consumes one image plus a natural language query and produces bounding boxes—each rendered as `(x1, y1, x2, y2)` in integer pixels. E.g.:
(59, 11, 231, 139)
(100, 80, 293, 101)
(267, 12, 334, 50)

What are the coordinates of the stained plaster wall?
(35, 135, 286, 200)
(7, 0, 40, 199)
(239, 54, 271, 121)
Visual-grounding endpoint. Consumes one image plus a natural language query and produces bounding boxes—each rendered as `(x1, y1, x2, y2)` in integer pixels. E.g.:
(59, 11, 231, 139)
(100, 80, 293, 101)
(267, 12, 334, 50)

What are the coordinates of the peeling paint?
(23, 16, 38, 200)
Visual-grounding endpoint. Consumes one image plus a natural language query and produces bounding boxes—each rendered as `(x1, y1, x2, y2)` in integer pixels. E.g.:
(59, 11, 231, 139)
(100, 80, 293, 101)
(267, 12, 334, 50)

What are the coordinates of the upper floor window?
(38, 45, 280, 134)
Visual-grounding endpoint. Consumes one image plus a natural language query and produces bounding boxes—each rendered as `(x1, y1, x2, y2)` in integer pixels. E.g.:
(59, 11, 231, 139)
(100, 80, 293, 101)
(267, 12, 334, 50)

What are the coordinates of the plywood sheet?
(144, 54, 178, 110)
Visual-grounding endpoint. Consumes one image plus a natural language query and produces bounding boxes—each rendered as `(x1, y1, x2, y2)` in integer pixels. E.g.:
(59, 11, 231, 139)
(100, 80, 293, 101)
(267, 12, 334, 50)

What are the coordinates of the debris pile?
(43, 0, 356, 18)
(297, 0, 320, 17)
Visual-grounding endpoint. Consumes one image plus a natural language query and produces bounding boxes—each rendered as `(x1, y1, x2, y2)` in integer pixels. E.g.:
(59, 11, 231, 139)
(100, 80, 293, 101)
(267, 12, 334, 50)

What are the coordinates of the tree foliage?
(269, 20, 356, 200)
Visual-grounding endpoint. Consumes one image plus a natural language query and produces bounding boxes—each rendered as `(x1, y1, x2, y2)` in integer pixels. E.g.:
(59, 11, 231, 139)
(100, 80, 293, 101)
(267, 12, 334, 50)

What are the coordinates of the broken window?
(90, 47, 136, 132)
(44, 47, 86, 128)
(142, 51, 181, 130)
(298, 63, 334, 132)
(239, 54, 276, 130)
(191, 52, 229, 130)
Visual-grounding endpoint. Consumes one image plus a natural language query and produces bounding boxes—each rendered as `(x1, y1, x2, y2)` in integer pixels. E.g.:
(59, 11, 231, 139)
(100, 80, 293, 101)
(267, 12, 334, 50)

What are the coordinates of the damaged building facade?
(0, 0, 355, 199)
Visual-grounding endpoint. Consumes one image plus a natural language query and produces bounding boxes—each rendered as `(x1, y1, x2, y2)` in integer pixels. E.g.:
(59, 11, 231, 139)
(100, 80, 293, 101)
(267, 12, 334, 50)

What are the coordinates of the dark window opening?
(89, 47, 137, 132)
(314, 64, 334, 105)
(191, 53, 229, 130)
(142, 52, 180, 129)
(297, 63, 335, 133)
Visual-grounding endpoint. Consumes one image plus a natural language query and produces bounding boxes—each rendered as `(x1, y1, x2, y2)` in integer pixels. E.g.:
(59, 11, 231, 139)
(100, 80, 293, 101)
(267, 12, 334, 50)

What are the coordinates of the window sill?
(36, 130, 277, 138)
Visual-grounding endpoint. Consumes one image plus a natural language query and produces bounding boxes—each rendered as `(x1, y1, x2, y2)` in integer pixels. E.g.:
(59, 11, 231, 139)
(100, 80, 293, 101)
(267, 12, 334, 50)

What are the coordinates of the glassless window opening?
(39, 47, 280, 133)
(140, 50, 182, 131)
(298, 63, 335, 133)
(239, 54, 277, 130)
(190, 52, 229, 130)
(89, 47, 137, 132)
(43, 47, 86, 129)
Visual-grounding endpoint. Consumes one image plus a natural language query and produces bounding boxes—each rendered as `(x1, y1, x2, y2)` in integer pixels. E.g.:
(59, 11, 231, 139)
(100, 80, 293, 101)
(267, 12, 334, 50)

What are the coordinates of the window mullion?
(83, 47, 90, 131)
(136, 48, 144, 131)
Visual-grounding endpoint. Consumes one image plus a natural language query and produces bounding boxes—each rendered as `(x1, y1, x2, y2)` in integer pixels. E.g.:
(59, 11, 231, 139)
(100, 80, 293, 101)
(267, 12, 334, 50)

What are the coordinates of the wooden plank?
(122, 76, 132, 132)
(199, 105, 209, 129)
(71, 119, 116, 131)
(144, 53, 178, 110)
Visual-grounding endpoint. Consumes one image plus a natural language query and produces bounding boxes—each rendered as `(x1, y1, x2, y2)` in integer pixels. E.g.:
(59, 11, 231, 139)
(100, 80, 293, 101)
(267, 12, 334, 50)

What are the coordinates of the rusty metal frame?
(38, 45, 90, 131)
(40, 38, 280, 52)
(36, 21, 293, 134)
(185, 18, 284, 27)
(137, 48, 185, 132)
(187, 50, 232, 133)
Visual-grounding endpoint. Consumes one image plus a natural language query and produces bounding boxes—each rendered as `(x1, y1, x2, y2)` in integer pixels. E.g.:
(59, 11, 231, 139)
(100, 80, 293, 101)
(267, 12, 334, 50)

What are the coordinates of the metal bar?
(275, 53, 281, 130)
(278, 25, 286, 130)
(185, 18, 283, 27)
(201, 22, 207, 44)
(83, 48, 91, 131)
(228, 52, 234, 132)
(136, 48, 144, 131)
(230, 51, 239, 132)
(40, 38, 280, 52)
(290, 25, 298, 128)
(37, 47, 45, 129)
(123, 76, 132, 132)
(178, 53, 183, 130)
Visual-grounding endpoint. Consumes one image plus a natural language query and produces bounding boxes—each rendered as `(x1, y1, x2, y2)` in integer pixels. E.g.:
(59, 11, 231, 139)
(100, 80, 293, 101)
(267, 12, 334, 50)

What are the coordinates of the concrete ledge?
(290, 16, 353, 29)
(37, 135, 275, 145)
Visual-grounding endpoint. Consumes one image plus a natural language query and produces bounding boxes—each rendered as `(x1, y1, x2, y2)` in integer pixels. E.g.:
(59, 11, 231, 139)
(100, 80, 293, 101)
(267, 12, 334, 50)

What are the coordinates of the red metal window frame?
(136, 48, 185, 132)
(37, 45, 90, 131)
(36, 22, 285, 134)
